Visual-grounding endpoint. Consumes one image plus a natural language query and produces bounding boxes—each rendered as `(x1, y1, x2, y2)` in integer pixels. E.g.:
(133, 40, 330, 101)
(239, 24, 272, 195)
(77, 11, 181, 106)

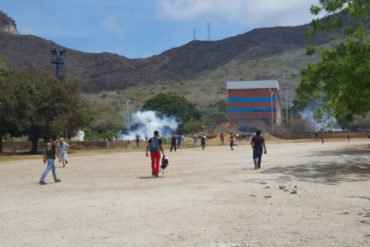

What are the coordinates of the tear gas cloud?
(122, 111, 179, 140)
(299, 107, 341, 131)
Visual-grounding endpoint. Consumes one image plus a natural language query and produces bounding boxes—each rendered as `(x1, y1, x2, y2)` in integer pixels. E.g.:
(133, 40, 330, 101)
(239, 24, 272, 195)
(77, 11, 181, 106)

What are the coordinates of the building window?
(228, 97, 277, 103)
(228, 107, 276, 113)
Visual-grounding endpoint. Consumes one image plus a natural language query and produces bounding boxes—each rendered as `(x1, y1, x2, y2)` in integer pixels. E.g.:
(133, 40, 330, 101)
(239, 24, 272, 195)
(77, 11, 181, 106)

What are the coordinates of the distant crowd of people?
(39, 127, 357, 184)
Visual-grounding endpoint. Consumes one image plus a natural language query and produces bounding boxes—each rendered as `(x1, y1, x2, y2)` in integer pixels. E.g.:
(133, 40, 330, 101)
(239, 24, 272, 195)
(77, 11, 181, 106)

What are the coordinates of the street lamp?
(284, 83, 289, 121)
(270, 91, 274, 133)
(50, 48, 66, 78)
(126, 100, 131, 132)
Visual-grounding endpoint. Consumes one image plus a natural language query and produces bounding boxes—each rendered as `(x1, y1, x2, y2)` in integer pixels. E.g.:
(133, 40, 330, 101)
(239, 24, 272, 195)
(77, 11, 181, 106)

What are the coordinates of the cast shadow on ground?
(262, 145, 370, 185)
(262, 161, 369, 185)
(347, 196, 370, 201)
(312, 147, 370, 157)
(137, 176, 163, 179)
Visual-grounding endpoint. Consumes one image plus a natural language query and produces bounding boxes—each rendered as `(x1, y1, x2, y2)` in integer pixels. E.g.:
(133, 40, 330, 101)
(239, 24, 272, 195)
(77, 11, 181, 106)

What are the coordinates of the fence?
(1, 140, 129, 153)
(274, 131, 370, 140)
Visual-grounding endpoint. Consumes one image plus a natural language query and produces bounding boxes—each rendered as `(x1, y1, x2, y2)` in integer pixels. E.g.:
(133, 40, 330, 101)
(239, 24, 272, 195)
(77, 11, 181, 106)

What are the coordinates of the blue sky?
(0, 0, 320, 58)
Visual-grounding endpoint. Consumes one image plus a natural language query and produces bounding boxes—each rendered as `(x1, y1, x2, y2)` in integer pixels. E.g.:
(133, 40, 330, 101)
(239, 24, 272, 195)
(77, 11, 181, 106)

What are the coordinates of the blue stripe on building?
(228, 97, 277, 103)
(228, 107, 276, 113)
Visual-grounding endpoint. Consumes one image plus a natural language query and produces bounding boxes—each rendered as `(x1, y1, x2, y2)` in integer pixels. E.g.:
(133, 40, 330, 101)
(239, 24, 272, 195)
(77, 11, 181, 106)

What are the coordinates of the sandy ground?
(0, 140, 369, 247)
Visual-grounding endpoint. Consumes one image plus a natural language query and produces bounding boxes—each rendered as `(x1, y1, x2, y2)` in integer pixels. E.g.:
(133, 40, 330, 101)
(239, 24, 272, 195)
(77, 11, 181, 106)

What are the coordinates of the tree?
(201, 100, 228, 126)
(84, 104, 125, 141)
(15, 70, 86, 153)
(0, 68, 32, 152)
(143, 93, 201, 123)
(296, 0, 370, 122)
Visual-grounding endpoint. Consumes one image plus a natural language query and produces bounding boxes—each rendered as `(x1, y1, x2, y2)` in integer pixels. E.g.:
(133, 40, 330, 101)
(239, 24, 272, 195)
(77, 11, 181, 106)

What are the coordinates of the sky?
(0, 0, 321, 58)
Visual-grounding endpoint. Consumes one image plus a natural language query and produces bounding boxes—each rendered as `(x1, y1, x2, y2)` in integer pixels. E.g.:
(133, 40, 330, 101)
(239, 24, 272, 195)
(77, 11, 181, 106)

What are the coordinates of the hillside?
(1, 10, 368, 112)
(1, 11, 359, 93)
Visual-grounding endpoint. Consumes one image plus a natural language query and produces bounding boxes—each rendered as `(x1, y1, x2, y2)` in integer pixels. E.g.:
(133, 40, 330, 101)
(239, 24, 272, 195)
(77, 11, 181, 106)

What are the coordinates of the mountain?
(0, 11, 368, 96)
(0, 10, 18, 34)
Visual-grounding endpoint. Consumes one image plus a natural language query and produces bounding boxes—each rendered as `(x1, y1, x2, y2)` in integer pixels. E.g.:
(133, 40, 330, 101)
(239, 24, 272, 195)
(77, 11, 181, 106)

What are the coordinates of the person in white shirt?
(201, 133, 206, 150)
(59, 138, 70, 167)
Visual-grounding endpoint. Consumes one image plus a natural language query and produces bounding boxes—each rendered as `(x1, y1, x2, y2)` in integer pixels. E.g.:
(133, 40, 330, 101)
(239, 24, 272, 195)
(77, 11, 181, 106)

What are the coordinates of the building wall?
(228, 88, 280, 131)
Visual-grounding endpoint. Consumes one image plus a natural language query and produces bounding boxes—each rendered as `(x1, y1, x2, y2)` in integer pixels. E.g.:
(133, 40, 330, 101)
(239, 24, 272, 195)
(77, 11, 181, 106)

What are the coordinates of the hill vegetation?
(1, 11, 360, 96)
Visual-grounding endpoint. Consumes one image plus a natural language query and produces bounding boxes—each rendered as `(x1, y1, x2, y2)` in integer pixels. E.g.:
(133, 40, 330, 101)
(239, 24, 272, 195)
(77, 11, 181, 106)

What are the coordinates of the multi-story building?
(227, 80, 281, 132)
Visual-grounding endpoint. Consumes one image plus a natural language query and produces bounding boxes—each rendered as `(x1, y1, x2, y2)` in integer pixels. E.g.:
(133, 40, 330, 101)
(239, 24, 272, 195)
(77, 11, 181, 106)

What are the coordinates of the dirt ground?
(0, 140, 369, 247)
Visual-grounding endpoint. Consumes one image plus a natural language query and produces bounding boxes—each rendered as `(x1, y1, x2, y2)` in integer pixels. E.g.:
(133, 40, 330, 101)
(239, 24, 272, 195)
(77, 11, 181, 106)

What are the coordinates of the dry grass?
(84, 44, 326, 112)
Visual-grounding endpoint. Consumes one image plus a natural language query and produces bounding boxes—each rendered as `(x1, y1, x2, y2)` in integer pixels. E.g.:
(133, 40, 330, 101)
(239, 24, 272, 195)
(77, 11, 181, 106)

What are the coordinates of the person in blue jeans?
(177, 133, 183, 149)
(250, 130, 267, 169)
(39, 136, 62, 185)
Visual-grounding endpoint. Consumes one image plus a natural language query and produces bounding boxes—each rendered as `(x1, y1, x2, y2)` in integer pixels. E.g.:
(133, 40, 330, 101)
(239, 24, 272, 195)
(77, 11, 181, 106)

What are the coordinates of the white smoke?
(299, 107, 341, 131)
(121, 111, 179, 140)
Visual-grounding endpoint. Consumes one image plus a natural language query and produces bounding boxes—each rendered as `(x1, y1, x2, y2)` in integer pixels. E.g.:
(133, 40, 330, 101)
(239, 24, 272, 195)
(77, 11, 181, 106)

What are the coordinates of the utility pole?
(193, 28, 197, 40)
(290, 102, 293, 120)
(50, 48, 66, 78)
(284, 83, 289, 121)
(207, 22, 211, 40)
(126, 100, 131, 132)
(270, 91, 274, 133)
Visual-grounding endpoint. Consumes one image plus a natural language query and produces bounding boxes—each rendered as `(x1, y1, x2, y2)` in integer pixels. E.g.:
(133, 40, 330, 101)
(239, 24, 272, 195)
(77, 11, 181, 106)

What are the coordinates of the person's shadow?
(137, 176, 162, 179)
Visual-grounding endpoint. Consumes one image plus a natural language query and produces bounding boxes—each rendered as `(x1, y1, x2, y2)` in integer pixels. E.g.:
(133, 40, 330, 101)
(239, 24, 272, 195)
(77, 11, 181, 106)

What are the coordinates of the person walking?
(201, 133, 206, 150)
(193, 133, 198, 145)
(220, 132, 225, 145)
(146, 130, 165, 177)
(177, 133, 183, 149)
(170, 134, 177, 152)
(135, 134, 140, 146)
(320, 129, 325, 144)
(346, 129, 351, 142)
(229, 132, 234, 151)
(250, 130, 267, 169)
(59, 137, 70, 168)
(39, 136, 62, 185)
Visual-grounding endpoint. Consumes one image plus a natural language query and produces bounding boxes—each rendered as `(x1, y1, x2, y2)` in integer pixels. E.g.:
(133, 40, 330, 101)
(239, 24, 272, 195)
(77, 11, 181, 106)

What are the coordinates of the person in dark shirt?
(146, 130, 165, 177)
(170, 134, 177, 152)
(39, 135, 62, 185)
(250, 129, 267, 169)
(201, 133, 206, 150)
(229, 132, 234, 151)
(320, 129, 325, 144)
(135, 134, 140, 146)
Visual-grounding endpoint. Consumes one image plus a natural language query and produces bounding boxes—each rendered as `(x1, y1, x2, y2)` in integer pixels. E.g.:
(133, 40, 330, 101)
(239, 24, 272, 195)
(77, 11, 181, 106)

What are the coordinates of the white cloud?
(100, 15, 125, 37)
(159, 0, 323, 27)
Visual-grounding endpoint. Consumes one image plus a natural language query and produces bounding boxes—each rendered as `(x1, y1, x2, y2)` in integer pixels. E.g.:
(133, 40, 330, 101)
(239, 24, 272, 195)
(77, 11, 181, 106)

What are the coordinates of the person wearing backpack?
(146, 130, 165, 177)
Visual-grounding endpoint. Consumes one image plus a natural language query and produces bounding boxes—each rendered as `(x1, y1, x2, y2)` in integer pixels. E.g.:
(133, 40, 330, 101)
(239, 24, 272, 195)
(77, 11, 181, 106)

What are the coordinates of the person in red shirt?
(220, 132, 225, 145)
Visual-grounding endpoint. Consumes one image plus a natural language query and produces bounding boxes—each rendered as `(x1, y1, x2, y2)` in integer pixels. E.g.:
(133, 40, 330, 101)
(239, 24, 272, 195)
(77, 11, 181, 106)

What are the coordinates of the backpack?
(46, 142, 56, 159)
(149, 137, 159, 153)
(161, 155, 169, 169)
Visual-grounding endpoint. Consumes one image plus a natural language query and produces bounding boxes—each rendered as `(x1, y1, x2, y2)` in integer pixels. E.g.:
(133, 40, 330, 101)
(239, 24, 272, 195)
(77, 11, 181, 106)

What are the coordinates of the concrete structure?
(227, 80, 281, 132)
(71, 130, 85, 141)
